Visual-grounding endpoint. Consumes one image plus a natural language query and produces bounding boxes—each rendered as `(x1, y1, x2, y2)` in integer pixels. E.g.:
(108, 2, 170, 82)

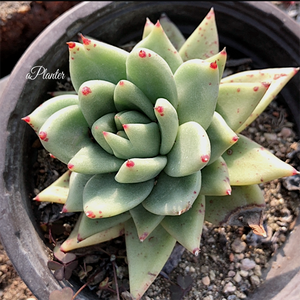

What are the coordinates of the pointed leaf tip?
(80, 33, 91, 45)
(66, 42, 76, 49)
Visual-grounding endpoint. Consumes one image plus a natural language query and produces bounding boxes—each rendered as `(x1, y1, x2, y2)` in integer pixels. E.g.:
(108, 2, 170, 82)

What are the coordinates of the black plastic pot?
(0, 2, 299, 300)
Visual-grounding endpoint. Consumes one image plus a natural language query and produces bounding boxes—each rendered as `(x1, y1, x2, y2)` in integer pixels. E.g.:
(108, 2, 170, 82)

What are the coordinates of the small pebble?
(227, 270, 236, 277)
(250, 275, 260, 286)
(231, 238, 247, 253)
(202, 275, 211, 286)
(239, 270, 249, 277)
(280, 127, 292, 137)
(241, 258, 256, 270)
(254, 265, 262, 277)
(235, 291, 247, 299)
(233, 272, 242, 283)
(209, 270, 216, 281)
(223, 281, 236, 293)
(235, 253, 244, 260)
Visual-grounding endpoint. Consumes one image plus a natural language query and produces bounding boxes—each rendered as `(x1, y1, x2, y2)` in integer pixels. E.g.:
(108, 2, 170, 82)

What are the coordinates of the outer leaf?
(78, 211, 131, 241)
(78, 80, 116, 127)
(60, 213, 125, 252)
(215, 82, 270, 131)
(125, 219, 176, 300)
(133, 21, 183, 73)
(161, 194, 205, 255)
(174, 59, 219, 129)
(200, 157, 231, 196)
(206, 112, 238, 165)
(223, 134, 298, 185)
(115, 157, 167, 183)
(62, 172, 92, 213)
(67, 143, 124, 174)
(143, 171, 201, 216)
(179, 8, 218, 61)
(205, 48, 227, 82)
(165, 122, 211, 177)
(220, 67, 299, 132)
(38, 105, 91, 164)
(68, 38, 128, 92)
(114, 80, 156, 121)
(33, 171, 71, 204)
(103, 122, 160, 159)
(83, 173, 154, 218)
(159, 13, 186, 51)
(22, 94, 78, 133)
(126, 47, 178, 108)
(205, 185, 266, 235)
(130, 204, 164, 241)
(154, 98, 179, 155)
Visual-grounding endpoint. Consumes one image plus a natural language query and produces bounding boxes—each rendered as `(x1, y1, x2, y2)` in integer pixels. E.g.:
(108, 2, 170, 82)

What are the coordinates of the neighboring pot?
(0, 2, 299, 300)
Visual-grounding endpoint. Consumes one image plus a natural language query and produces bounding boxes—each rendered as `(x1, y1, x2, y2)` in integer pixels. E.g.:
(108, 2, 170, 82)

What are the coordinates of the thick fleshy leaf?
(114, 80, 156, 121)
(162, 194, 205, 255)
(154, 98, 179, 155)
(62, 172, 92, 213)
(223, 134, 298, 185)
(205, 48, 227, 82)
(216, 82, 270, 131)
(115, 156, 167, 183)
(68, 37, 128, 92)
(60, 213, 125, 252)
(33, 171, 71, 204)
(206, 112, 238, 165)
(143, 171, 201, 215)
(159, 13, 186, 51)
(133, 20, 183, 73)
(83, 173, 154, 218)
(77, 211, 131, 241)
(78, 80, 116, 127)
(91, 113, 116, 154)
(103, 122, 160, 159)
(67, 143, 124, 174)
(205, 185, 266, 236)
(126, 47, 178, 108)
(174, 59, 219, 129)
(164, 122, 211, 177)
(125, 219, 176, 300)
(200, 157, 231, 196)
(220, 67, 299, 132)
(22, 94, 78, 133)
(179, 8, 218, 61)
(130, 204, 164, 242)
(38, 105, 91, 164)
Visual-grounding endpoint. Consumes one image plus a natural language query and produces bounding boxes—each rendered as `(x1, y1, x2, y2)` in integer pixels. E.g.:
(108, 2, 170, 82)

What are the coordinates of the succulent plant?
(23, 8, 299, 299)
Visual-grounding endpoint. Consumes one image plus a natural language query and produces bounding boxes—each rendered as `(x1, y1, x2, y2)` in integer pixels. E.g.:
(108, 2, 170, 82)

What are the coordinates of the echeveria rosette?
(22, 8, 299, 299)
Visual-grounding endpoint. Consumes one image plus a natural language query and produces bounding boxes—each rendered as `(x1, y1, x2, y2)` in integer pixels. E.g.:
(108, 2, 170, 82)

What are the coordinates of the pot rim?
(0, 2, 299, 300)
